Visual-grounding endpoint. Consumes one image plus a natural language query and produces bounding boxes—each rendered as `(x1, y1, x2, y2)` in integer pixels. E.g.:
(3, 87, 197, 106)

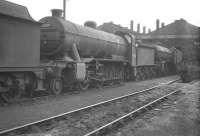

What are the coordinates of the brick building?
(98, 21, 139, 35)
(141, 19, 200, 61)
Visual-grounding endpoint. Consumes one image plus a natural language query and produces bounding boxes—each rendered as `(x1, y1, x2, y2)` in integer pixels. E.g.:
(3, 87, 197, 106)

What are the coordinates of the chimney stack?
(130, 20, 134, 31)
(156, 19, 160, 30)
(161, 22, 165, 28)
(137, 23, 140, 33)
(148, 28, 151, 33)
(143, 26, 146, 34)
(51, 9, 63, 17)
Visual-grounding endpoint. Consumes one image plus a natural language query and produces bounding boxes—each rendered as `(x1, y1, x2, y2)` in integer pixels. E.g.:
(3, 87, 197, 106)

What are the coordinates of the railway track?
(0, 76, 177, 106)
(0, 78, 180, 135)
(101, 80, 200, 136)
(84, 88, 181, 136)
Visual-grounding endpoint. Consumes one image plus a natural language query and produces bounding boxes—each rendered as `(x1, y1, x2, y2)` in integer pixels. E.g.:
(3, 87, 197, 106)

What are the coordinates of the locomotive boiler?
(40, 9, 128, 61)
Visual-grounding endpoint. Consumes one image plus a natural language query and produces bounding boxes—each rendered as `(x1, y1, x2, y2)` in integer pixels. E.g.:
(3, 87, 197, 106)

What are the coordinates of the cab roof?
(0, 0, 37, 23)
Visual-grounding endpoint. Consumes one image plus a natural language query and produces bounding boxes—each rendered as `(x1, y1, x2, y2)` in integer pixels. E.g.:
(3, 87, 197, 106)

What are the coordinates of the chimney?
(156, 19, 160, 30)
(143, 26, 146, 34)
(161, 22, 165, 28)
(130, 20, 134, 31)
(51, 9, 63, 17)
(137, 23, 140, 33)
(148, 28, 151, 33)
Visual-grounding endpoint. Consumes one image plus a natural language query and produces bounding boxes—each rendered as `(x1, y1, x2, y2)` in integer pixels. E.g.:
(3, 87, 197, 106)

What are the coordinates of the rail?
(0, 78, 180, 135)
(84, 89, 180, 136)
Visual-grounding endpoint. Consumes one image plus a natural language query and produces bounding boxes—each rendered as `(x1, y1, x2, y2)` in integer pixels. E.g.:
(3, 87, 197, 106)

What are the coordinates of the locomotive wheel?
(25, 84, 35, 97)
(50, 78, 63, 95)
(1, 86, 23, 103)
(95, 81, 104, 88)
(77, 81, 90, 91)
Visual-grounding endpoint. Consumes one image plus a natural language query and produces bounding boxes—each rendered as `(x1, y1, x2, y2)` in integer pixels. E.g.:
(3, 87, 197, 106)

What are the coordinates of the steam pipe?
(72, 43, 81, 62)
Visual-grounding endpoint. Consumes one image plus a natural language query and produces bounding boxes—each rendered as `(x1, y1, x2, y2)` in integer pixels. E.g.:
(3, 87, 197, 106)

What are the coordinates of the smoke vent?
(130, 20, 134, 31)
(51, 9, 63, 17)
(137, 23, 140, 33)
(148, 28, 151, 33)
(156, 19, 160, 30)
(143, 26, 146, 34)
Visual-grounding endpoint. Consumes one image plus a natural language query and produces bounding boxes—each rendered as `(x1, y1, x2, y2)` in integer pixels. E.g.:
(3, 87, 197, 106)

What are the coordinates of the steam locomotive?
(179, 60, 200, 82)
(0, 1, 182, 102)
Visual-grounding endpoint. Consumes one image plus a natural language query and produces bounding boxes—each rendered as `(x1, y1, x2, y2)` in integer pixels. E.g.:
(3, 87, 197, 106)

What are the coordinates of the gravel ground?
(0, 76, 178, 132)
(7, 82, 182, 136)
(106, 81, 200, 136)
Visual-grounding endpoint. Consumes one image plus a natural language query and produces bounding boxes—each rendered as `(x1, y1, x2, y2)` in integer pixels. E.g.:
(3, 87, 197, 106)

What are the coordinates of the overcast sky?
(9, 0, 200, 31)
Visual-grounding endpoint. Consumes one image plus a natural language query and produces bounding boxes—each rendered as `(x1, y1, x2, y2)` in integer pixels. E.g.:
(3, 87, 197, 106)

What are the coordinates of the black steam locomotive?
(0, 1, 182, 102)
(179, 60, 200, 82)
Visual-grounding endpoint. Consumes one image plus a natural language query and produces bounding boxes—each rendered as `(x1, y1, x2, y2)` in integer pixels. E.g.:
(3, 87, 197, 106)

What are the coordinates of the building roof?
(0, 0, 36, 22)
(142, 19, 200, 39)
(98, 22, 139, 35)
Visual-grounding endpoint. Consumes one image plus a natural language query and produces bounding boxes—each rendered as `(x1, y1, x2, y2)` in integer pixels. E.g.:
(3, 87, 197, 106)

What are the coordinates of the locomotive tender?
(0, 0, 180, 102)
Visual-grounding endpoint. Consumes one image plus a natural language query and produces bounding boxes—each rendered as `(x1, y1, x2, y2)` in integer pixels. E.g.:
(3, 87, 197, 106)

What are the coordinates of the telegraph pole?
(63, 0, 66, 19)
